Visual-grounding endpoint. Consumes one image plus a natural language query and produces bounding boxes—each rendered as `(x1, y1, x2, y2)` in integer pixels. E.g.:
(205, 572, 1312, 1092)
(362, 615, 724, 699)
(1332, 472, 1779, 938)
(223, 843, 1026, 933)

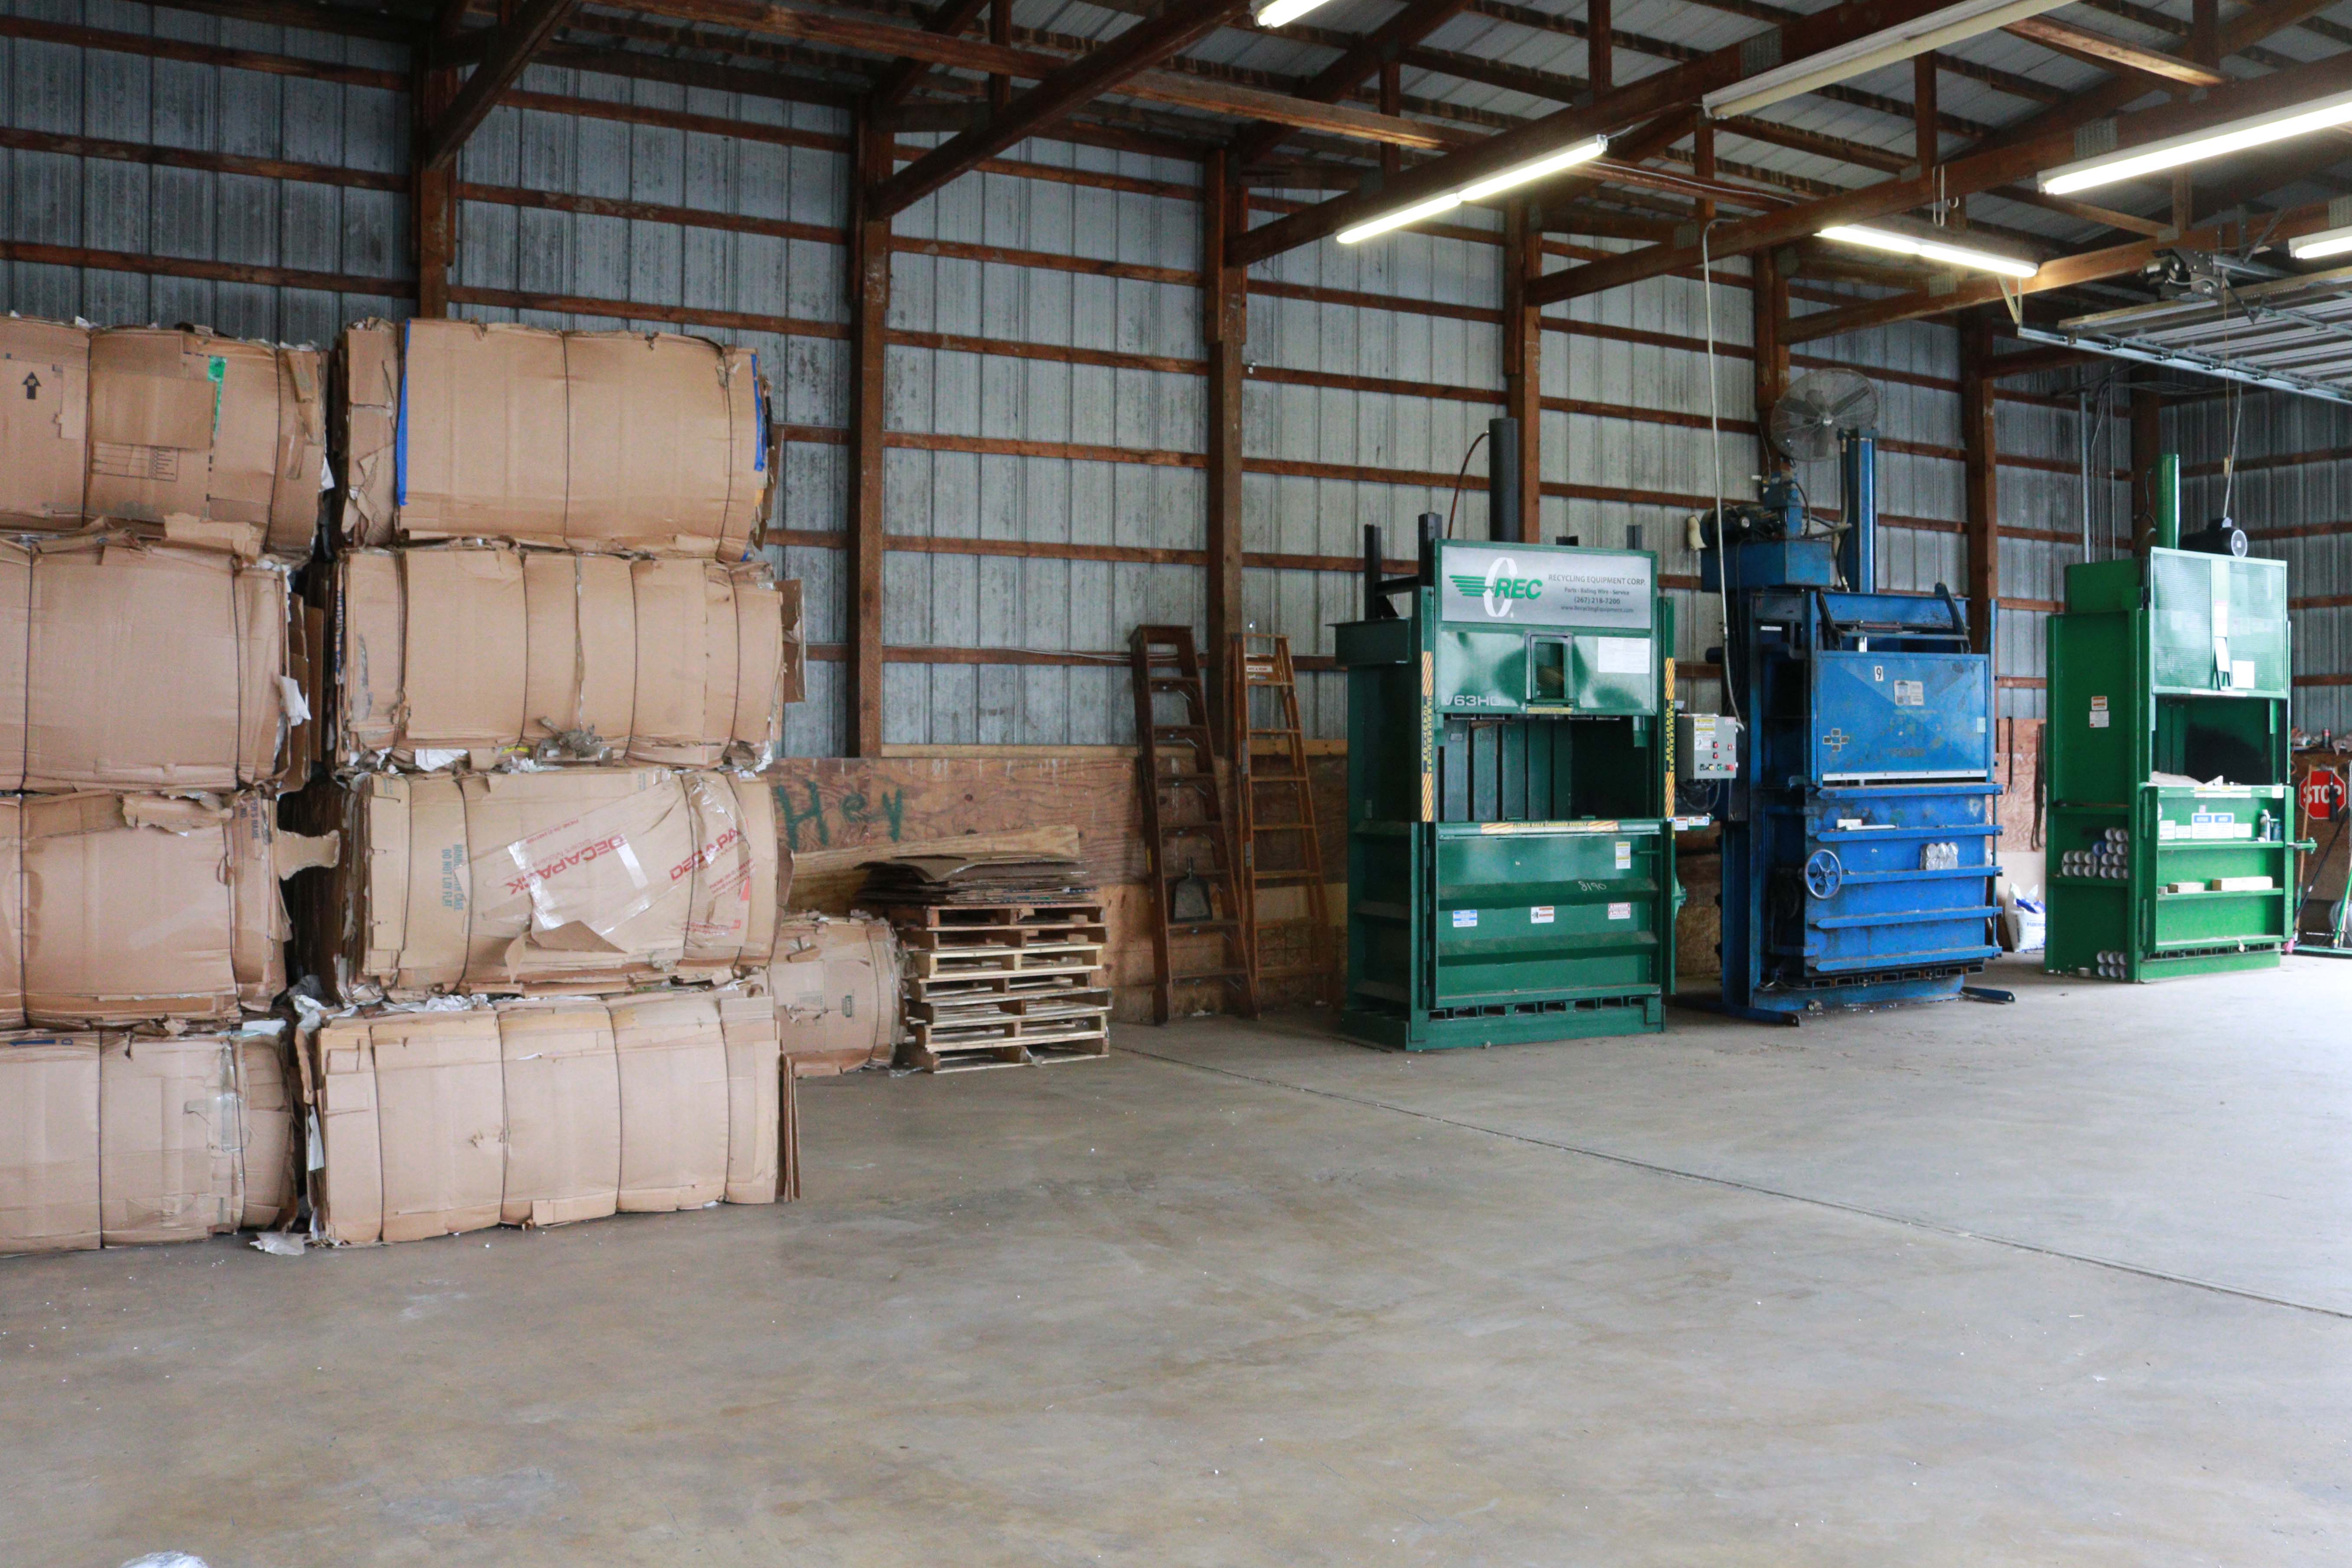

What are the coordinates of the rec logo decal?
(1449, 556, 1543, 618)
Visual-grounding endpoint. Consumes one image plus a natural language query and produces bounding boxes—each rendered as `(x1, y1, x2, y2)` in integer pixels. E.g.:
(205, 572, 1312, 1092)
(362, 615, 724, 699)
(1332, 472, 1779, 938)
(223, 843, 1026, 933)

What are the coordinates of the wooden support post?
(848, 114, 893, 758)
(1379, 60, 1401, 183)
(1203, 152, 1249, 750)
(1961, 309, 2000, 660)
(1588, 0, 1610, 98)
(1753, 244, 1789, 469)
(413, 65, 458, 316)
(1501, 199, 1542, 544)
(989, 0, 1011, 112)
(1914, 52, 1938, 173)
(2130, 382, 2164, 556)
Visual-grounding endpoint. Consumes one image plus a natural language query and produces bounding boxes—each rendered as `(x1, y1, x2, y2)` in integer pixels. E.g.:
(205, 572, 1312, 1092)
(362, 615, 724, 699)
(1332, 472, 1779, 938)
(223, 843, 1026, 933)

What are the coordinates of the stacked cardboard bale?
(291, 318, 804, 1244)
(0, 315, 330, 1255)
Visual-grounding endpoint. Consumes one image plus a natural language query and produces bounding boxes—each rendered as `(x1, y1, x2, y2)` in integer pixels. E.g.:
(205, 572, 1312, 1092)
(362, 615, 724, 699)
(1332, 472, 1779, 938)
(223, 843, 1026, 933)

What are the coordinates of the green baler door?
(1432, 824, 1663, 1004)
(2150, 551, 2290, 694)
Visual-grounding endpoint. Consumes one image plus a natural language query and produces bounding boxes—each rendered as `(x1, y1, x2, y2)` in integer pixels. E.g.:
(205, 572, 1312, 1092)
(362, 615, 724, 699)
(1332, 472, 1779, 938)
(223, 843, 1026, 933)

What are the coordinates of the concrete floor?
(7, 956, 2352, 1567)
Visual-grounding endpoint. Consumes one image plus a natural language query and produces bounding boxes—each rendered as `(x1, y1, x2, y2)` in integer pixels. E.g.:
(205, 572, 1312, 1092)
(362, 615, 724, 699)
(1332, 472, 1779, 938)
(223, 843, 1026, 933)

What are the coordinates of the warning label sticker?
(1530, 906, 1555, 924)
(1607, 901, 1632, 921)
(1452, 909, 1478, 928)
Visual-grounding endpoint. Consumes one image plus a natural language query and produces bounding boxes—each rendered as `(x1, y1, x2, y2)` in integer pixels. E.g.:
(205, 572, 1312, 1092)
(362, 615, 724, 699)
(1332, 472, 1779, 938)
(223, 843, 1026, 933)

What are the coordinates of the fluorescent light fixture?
(1703, 0, 2071, 120)
(1252, 0, 1333, 27)
(2290, 223, 2352, 260)
(1455, 137, 1608, 202)
(1819, 218, 2040, 278)
(1338, 136, 1608, 245)
(2039, 86, 2352, 195)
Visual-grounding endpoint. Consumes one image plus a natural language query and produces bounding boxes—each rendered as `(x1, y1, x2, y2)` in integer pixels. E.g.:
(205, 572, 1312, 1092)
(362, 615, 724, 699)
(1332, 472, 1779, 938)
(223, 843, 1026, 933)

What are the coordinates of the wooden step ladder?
(1129, 625, 1258, 1025)
(1230, 633, 1334, 1005)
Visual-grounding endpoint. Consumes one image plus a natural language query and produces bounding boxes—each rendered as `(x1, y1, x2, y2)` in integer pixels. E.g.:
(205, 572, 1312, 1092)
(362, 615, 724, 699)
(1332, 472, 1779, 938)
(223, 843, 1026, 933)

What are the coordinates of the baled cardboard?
(0, 1026, 293, 1255)
(10, 538, 293, 793)
(22, 794, 240, 1026)
(718, 988, 780, 1205)
(308, 1021, 384, 1245)
(303, 991, 788, 1245)
(521, 550, 635, 754)
(338, 320, 770, 556)
(0, 1035, 101, 1253)
(396, 319, 569, 544)
(322, 768, 779, 1000)
(331, 545, 796, 768)
(0, 802, 23, 1027)
(768, 914, 902, 1074)
(98, 1033, 241, 1246)
(368, 1008, 506, 1243)
(400, 545, 527, 762)
(237, 1031, 301, 1230)
(609, 991, 731, 1212)
(0, 317, 88, 527)
(498, 1001, 621, 1228)
(336, 318, 400, 548)
(14, 791, 319, 1028)
(85, 329, 322, 558)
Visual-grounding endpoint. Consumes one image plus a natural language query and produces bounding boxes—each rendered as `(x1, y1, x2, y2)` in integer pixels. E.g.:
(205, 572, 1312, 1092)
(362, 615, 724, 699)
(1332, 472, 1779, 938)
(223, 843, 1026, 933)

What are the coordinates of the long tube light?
(1337, 136, 1607, 244)
(1818, 216, 2040, 278)
(2039, 86, 2352, 195)
(1702, 0, 2072, 121)
(1252, 0, 1336, 28)
(2290, 223, 2352, 260)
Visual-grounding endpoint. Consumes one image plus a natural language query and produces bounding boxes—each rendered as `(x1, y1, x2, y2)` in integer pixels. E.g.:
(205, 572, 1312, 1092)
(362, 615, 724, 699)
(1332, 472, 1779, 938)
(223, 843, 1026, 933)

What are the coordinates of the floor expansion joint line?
(1117, 1043, 2352, 1324)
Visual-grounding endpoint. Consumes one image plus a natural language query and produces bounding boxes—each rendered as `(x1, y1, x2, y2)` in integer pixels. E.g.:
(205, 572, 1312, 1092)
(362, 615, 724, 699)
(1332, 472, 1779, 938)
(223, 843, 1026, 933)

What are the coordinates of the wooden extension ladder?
(1129, 625, 1258, 1024)
(1229, 633, 1333, 1004)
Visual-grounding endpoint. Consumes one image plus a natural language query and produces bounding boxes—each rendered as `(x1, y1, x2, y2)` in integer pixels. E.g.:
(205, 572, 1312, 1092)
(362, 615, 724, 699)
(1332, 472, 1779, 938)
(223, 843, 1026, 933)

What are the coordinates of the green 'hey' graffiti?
(773, 781, 906, 852)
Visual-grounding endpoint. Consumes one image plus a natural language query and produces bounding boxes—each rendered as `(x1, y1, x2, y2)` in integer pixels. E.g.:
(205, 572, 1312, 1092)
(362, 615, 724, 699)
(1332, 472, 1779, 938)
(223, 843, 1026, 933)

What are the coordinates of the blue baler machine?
(1702, 431, 2004, 1022)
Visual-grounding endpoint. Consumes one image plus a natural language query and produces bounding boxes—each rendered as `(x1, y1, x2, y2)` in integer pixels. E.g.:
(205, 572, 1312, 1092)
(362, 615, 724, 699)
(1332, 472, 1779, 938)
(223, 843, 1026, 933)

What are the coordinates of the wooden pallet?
(906, 941, 1103, 978)
(913, 1014, 1108, 1048)
(908, 986, 1112, 1025)
(907, 969, 1099, 1001)
(894, 921, 1109, 951)
(878, 901, 1105, 927)
(898, 1028, 1110, 1074)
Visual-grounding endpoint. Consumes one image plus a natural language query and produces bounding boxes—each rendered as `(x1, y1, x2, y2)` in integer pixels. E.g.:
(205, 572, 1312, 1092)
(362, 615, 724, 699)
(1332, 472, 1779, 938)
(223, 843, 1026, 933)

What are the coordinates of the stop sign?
(2305, 767, 2346, 822)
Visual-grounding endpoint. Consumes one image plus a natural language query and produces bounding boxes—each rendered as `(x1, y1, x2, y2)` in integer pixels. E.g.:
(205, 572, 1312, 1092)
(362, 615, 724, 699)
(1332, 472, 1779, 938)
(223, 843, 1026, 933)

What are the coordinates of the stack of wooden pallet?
(861, 854, 1110, 1073)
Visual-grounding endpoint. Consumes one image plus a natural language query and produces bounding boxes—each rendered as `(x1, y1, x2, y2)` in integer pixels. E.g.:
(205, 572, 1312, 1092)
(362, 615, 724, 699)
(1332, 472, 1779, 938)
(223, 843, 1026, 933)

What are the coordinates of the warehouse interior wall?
(2, 0, 2342, 764)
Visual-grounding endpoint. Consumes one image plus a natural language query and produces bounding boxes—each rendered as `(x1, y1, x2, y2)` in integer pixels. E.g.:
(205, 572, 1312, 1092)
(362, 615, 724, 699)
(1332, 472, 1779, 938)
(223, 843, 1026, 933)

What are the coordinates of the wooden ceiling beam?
(869, 0, 1249, 217)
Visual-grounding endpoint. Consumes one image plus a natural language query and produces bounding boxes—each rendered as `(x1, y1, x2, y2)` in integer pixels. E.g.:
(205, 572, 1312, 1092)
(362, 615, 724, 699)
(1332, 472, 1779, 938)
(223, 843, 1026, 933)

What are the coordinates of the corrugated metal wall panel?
(1, 0, 411, 338)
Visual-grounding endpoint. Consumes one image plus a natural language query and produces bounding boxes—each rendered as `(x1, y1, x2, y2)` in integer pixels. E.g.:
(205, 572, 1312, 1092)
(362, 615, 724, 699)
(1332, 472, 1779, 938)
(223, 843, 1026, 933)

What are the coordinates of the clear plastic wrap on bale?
(306, 766, 780, 1000)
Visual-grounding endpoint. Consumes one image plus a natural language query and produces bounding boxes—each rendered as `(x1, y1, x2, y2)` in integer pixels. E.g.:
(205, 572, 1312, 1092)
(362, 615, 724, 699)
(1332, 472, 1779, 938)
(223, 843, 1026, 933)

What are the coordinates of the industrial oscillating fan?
(1769, 369, 1879, 462)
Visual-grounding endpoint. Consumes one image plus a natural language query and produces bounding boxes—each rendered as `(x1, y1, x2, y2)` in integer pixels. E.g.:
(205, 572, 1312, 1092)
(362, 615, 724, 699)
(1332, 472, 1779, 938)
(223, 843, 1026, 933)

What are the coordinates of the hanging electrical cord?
(1700, 216, 1739, 722)
(1443, 430, 1490, 540)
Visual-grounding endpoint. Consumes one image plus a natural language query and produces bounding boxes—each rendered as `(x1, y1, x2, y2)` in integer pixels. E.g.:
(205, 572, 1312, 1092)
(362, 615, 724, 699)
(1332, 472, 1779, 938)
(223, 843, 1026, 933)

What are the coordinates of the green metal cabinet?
(2045, 548, 2297, 981)
(1337, 541, 1677, 1048)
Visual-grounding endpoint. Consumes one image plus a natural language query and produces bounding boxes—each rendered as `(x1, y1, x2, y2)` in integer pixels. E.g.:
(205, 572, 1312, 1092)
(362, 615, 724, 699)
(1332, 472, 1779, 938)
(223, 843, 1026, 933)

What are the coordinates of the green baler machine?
(1335, 522, 1677, 1048)
(2046, 524, 2300, 982)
